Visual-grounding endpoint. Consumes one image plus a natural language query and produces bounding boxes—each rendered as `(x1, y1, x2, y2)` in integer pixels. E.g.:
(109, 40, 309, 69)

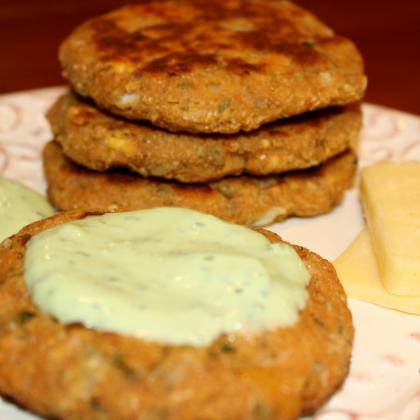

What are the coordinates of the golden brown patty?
(0, 210, 353, 419)
(59, 0, 366, 133)
(43, 141, 356, 226)
(48, 92, 361, 183)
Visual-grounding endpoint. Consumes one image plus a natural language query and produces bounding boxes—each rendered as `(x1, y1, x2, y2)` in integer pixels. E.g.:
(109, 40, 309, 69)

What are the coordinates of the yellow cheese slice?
(360, 161, 420, 296)
(334, 229, 420, 315)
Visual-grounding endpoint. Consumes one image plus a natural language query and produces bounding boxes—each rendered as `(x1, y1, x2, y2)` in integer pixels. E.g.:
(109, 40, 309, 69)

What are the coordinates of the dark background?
(1, 0, 419, 114)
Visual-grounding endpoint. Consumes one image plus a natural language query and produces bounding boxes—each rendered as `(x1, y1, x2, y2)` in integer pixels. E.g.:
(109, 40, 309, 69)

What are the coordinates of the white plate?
(0, 87, 419, 420)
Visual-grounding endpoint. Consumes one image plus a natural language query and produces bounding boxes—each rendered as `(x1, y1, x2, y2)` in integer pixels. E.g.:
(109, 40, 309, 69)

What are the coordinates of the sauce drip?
(0, 176, 54, 242)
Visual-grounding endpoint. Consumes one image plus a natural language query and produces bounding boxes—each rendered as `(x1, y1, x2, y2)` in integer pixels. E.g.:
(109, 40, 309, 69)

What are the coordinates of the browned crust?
(0, 210, 353, 419)
(43, 141, 357, 226)
(48, 91, 362, 183)
(59, 0, 366, 133)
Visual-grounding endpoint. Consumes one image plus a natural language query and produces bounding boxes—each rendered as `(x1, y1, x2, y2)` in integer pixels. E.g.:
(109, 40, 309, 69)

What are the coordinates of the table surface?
(1, 0, 419, 115)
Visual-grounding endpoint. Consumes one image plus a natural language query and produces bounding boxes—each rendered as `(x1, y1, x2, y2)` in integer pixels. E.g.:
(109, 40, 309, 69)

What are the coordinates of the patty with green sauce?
(0, 210, 353, 419)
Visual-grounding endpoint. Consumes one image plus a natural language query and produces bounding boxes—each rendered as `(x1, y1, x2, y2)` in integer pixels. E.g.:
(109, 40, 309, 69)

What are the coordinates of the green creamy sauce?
(24, 208, 311, 346)
(0, 176, 55, 242)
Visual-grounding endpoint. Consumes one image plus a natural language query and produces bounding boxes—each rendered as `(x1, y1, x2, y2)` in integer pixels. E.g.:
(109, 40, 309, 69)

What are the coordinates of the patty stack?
(44, 0, 366, 226)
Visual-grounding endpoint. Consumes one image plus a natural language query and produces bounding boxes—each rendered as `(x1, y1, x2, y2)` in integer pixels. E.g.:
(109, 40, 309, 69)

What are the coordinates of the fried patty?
(48, 92, 361, 183)
(43, 141, 356, 226)
(59, 0, 366, 133)
(0, 210, 353, 419)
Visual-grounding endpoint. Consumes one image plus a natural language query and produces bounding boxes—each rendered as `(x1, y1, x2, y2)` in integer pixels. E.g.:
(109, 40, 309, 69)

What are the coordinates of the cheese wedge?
(334, 230, 420, 315)
(360, 161, 420, 296)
